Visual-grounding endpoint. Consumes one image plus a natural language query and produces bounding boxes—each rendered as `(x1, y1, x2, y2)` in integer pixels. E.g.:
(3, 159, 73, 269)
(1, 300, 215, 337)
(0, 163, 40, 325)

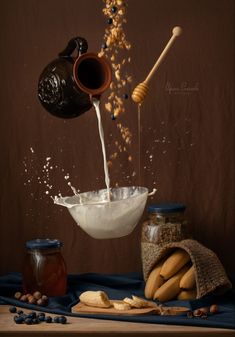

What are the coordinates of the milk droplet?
(148, 188, 157, 196)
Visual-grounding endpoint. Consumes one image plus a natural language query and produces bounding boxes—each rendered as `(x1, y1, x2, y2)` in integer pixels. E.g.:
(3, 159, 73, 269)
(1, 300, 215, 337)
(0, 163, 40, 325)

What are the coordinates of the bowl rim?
(56, 186, 149, 208)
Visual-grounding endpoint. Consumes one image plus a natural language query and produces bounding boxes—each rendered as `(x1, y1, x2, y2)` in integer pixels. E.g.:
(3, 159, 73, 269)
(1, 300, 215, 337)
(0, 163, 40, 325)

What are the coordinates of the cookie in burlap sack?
(141, 239, 232, 299)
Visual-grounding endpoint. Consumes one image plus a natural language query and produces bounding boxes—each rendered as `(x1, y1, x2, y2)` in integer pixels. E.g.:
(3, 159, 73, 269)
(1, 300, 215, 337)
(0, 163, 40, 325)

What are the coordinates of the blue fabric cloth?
(0, 272, 234, 329)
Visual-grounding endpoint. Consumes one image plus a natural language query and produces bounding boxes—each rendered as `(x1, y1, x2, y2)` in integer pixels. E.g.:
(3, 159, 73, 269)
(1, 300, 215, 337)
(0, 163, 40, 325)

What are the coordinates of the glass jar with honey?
(23, 239, 67, 296)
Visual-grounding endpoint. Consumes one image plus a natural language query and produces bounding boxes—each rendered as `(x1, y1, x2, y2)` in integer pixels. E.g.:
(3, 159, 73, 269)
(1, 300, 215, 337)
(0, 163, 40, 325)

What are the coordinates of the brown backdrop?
(0, 0, 234, 280)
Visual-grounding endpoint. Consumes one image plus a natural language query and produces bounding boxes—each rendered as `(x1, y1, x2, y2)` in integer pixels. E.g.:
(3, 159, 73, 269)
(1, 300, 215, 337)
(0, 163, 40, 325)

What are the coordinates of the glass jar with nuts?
(141, 203, 190, 245)
(23, 239, 67, 297)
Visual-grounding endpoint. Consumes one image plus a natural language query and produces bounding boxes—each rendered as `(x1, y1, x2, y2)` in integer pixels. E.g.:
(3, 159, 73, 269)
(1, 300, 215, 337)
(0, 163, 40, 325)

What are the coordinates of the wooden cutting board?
(72, 300, 157, 316)
(72, 300, 189, 316)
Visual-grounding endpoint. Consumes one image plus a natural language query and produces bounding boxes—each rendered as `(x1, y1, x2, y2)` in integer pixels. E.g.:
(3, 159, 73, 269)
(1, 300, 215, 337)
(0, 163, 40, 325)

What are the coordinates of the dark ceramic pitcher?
(38, 37, 112, 118)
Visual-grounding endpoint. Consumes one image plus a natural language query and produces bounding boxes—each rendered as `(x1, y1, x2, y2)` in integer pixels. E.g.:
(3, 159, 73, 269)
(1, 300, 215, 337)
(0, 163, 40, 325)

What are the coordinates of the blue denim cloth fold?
(0, 272, 234, 329)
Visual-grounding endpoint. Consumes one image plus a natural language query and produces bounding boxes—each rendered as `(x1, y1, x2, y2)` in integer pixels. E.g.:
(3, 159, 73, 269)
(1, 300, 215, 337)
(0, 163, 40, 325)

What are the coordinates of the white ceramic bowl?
(55, 186, 148, 239)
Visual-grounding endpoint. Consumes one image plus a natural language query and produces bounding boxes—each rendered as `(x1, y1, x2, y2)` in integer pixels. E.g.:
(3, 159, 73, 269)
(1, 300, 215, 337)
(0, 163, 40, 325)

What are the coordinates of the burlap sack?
(141, 239, 232, 299)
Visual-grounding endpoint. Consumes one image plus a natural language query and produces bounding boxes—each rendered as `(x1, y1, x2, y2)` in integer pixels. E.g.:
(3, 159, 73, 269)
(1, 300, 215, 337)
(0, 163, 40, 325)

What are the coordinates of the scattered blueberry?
(9, 306, 17, 313)
(12, 310, 68, 325)
(14, 315, 24, 324)
(101, 42, 107, 50)
(53, 316, 60, 323)
(58, 316, 67, 324)
(111, 114, 116, 120)
(20, 314, 27, 320)
(111, 6, 117, 13)
(27, 311, 37, 319)
(38, 315, 45, 322)
(107, 18, 113, 24)
(45, 316, 52, 323)
(123, 93, 128, 99)
(17, 310, 24, 315)
(25, 317, 33, 325)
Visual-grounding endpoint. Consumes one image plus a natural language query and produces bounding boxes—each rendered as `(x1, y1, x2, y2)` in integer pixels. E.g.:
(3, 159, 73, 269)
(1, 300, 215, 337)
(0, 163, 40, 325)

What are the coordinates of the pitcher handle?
(58, 37, 88, 58)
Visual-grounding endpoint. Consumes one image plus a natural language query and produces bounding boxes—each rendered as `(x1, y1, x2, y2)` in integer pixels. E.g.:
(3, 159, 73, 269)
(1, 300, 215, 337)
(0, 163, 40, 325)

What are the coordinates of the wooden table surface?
(0, 305, 234, 337)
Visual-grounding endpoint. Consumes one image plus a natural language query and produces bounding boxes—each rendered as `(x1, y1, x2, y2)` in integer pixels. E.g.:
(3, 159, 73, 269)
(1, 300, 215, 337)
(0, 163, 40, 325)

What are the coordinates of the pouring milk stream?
(92, 98, 111, 202)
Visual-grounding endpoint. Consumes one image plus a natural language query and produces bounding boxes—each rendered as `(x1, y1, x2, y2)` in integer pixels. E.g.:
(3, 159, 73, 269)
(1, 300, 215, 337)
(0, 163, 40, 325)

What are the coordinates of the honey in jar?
(23, 239, 67, 296)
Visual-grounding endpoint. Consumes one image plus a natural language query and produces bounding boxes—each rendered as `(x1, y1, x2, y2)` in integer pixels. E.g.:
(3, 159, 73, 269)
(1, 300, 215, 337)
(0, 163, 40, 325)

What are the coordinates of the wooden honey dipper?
(132, 26, 182, 104)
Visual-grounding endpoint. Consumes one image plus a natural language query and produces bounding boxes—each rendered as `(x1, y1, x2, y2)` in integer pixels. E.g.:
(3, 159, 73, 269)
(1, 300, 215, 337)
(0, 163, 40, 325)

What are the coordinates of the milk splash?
(92, 98, 111, 202)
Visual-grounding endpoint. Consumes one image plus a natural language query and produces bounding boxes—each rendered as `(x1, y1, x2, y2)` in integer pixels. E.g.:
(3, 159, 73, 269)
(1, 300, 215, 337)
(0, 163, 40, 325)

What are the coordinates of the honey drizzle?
(138, 103, 141, 185)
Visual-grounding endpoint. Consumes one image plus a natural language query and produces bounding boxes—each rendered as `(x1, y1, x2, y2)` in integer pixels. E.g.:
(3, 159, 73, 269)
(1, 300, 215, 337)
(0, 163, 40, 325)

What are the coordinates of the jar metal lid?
(147, 203, 186, 214)
(26, 239, 62, 250)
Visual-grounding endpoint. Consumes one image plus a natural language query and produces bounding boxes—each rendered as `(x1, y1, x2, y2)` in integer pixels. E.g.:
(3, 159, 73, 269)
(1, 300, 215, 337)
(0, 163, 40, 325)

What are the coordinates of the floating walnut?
(100, 0, 135, 168)
(100, 0, 132, 119)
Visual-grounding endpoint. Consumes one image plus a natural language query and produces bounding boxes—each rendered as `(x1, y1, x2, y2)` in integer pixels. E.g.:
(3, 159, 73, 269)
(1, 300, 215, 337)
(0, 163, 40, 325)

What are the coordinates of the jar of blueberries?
(23, 239, 67, 296)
